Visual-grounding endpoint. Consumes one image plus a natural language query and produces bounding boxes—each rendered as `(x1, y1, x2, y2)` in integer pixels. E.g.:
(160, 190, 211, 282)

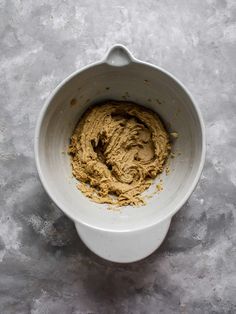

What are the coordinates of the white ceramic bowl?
(35, 44, 205, 263)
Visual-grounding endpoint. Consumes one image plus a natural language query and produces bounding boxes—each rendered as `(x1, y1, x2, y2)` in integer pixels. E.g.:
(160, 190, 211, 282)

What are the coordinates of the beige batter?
(69, 101, 171, 206)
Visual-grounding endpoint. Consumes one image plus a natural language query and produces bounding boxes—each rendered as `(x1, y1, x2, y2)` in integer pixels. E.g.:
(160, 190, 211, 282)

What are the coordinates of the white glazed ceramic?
(35, 44, 206, 263)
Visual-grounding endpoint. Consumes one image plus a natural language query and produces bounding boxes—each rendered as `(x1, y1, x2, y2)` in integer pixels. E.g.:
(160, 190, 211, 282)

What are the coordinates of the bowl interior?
(36, 61, 204, 231)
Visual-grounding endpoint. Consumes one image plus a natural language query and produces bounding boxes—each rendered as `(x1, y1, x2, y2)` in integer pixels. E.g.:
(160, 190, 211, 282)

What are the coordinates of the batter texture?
(69, 101, 171, 206)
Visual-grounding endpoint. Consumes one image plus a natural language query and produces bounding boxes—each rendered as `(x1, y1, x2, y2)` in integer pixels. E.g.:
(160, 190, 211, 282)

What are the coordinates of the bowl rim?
(35, 44, 206, 233)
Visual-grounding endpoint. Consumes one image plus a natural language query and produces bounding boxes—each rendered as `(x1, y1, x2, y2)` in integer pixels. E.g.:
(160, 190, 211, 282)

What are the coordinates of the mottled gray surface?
(0, 0, 236, 313)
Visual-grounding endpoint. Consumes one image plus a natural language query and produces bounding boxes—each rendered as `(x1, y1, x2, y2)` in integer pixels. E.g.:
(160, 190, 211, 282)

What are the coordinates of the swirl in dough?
(69, 101, 171, 206)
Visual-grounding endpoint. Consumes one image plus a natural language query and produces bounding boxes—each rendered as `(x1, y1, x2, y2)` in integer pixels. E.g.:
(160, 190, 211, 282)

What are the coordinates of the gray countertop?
(0, 1, 236, 313)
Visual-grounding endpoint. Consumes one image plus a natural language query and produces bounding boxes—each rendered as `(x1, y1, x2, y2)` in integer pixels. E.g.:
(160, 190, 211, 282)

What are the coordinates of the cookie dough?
(69, 101, 171, 206)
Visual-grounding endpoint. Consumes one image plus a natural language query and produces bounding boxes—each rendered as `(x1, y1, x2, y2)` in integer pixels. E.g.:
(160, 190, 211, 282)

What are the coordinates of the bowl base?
(75, 218, 171, 263)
